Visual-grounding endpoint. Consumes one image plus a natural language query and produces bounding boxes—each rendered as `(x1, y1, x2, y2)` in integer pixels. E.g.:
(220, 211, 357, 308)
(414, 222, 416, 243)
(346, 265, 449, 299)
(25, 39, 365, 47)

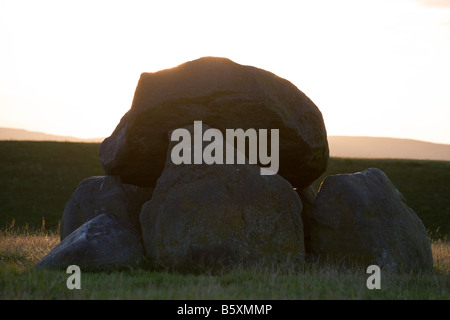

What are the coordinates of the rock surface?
(139, 126, 305, 270)
(310, 168, 433, 272)
(60, 176, 153, 240)
(100, 56, 328, 189)
(296, 185, 317, 254)
(37, 213, 144, 271)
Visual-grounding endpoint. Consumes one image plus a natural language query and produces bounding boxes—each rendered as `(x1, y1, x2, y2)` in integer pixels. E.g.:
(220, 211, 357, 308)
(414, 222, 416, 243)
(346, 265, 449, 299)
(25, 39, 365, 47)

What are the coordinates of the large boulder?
(60, 176, 153, 240)
(310, 168, 433, 273)
(99, 56, 328, 189)
(140, 125, 305, 270)
(37, 213, 144, 272)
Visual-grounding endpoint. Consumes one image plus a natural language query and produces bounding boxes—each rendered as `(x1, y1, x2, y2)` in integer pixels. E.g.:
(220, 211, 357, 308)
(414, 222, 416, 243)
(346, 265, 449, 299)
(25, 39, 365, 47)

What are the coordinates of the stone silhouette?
(140, 125, 305, 270)
(99, 57, 328, 189)
(60, 175, 153, 240)
(36, 57, 432, 274)
(310, 168, 433, 273)
(37, 213, 144, 272)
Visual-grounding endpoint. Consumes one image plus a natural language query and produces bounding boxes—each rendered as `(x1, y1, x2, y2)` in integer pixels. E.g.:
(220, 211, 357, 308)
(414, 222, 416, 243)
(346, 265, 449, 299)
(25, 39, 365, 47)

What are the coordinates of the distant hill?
(1, 127, 450, 161)
(0, 127, 103, 143)
(329, 136, 450, 162)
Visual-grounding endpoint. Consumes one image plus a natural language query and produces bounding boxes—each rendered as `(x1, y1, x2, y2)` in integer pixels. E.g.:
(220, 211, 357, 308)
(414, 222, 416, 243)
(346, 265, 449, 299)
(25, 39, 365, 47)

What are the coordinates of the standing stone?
(139, 125, 305, 271)
(310, 168, 433, 273)
(60, 176, 153, 240)
(37, 213, 144, 272)
(99, 56, 328, 189)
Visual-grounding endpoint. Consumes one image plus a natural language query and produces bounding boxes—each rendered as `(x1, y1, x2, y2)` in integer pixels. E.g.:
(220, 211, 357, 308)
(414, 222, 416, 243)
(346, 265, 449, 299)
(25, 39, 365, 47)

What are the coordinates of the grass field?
(0, 141, 449, 299)
(1, 229, 448, 299)
(0, 141, 102, 231)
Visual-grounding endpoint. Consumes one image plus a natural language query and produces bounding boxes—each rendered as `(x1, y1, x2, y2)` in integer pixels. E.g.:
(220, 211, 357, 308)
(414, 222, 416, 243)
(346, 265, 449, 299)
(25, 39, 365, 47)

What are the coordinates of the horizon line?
(1, 125, 450, 146)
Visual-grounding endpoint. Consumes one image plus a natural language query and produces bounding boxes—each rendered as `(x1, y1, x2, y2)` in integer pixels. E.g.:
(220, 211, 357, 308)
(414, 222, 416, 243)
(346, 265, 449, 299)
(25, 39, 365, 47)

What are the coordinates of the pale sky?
(1, 0, 450, 144)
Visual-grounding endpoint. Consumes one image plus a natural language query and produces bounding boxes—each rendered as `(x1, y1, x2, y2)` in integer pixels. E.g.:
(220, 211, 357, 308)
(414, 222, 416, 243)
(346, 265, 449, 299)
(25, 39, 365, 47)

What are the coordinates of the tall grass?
(0, 221, 58, 273)
(0, 228, 448, 299)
